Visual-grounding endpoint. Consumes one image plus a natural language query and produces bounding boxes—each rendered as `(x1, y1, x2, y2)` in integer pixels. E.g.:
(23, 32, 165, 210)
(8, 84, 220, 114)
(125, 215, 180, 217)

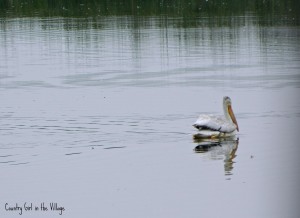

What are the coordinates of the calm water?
(1, 16, 300, 218)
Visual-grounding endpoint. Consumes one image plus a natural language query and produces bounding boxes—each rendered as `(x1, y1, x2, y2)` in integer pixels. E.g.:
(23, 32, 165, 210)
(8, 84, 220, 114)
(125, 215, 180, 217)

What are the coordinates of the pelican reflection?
(193, 135, 239, 176)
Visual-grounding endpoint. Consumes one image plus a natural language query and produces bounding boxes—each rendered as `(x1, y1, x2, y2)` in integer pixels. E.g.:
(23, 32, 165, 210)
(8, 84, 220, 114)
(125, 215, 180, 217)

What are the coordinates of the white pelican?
(193, 96, 239, 138)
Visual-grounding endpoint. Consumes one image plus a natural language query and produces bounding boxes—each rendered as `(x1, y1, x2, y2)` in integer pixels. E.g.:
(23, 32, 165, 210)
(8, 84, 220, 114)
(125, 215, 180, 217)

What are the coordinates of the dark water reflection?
(194, 137, 239, 176)
(0, 0, 299, 25)
(1, 16, 299, 89)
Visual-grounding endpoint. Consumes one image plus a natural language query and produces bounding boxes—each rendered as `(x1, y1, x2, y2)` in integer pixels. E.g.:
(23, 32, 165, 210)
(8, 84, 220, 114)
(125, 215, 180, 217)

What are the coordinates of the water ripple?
(65, 152, 82, 156)
(0, 113, 191, 165)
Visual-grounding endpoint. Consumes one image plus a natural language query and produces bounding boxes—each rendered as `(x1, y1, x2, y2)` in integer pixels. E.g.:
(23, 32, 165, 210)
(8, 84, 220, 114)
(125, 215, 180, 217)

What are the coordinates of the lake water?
(1, 15, 300, 218)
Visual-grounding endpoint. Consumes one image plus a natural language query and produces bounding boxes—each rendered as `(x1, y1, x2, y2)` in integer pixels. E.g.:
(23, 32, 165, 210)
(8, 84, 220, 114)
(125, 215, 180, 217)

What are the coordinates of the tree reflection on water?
(0, 0, 299, 25)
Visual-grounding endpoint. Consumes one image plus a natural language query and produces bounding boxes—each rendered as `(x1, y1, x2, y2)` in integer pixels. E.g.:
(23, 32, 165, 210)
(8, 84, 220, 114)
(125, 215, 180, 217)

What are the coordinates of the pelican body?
(193, 96, 239, 139)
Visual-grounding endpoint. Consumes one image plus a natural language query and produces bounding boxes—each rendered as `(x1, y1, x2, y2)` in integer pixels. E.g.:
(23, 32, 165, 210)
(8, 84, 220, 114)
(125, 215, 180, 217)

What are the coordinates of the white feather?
(194, 114, 236, 133)
(193, 97, 239, 139)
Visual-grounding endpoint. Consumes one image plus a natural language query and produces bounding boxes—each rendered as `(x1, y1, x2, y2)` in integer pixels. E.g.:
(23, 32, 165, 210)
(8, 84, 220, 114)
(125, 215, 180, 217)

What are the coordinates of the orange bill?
(228, 105, 239, 132)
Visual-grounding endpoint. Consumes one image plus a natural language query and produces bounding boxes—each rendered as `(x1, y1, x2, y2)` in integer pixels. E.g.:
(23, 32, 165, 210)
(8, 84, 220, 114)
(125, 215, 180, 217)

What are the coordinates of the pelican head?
(223, 96, 239, 132)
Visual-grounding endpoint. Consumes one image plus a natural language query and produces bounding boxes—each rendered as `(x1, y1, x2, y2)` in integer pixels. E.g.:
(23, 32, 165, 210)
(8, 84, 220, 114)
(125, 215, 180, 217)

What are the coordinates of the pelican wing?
(193, 114, 236, 133)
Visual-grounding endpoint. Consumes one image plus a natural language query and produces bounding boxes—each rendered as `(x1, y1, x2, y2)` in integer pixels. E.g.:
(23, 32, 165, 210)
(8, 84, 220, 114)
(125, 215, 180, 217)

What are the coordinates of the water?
(1, 15, 300, 218)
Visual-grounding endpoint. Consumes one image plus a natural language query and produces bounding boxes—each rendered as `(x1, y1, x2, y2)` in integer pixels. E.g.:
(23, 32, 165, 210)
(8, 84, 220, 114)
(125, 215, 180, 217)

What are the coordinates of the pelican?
(193, 96, 239, 139)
